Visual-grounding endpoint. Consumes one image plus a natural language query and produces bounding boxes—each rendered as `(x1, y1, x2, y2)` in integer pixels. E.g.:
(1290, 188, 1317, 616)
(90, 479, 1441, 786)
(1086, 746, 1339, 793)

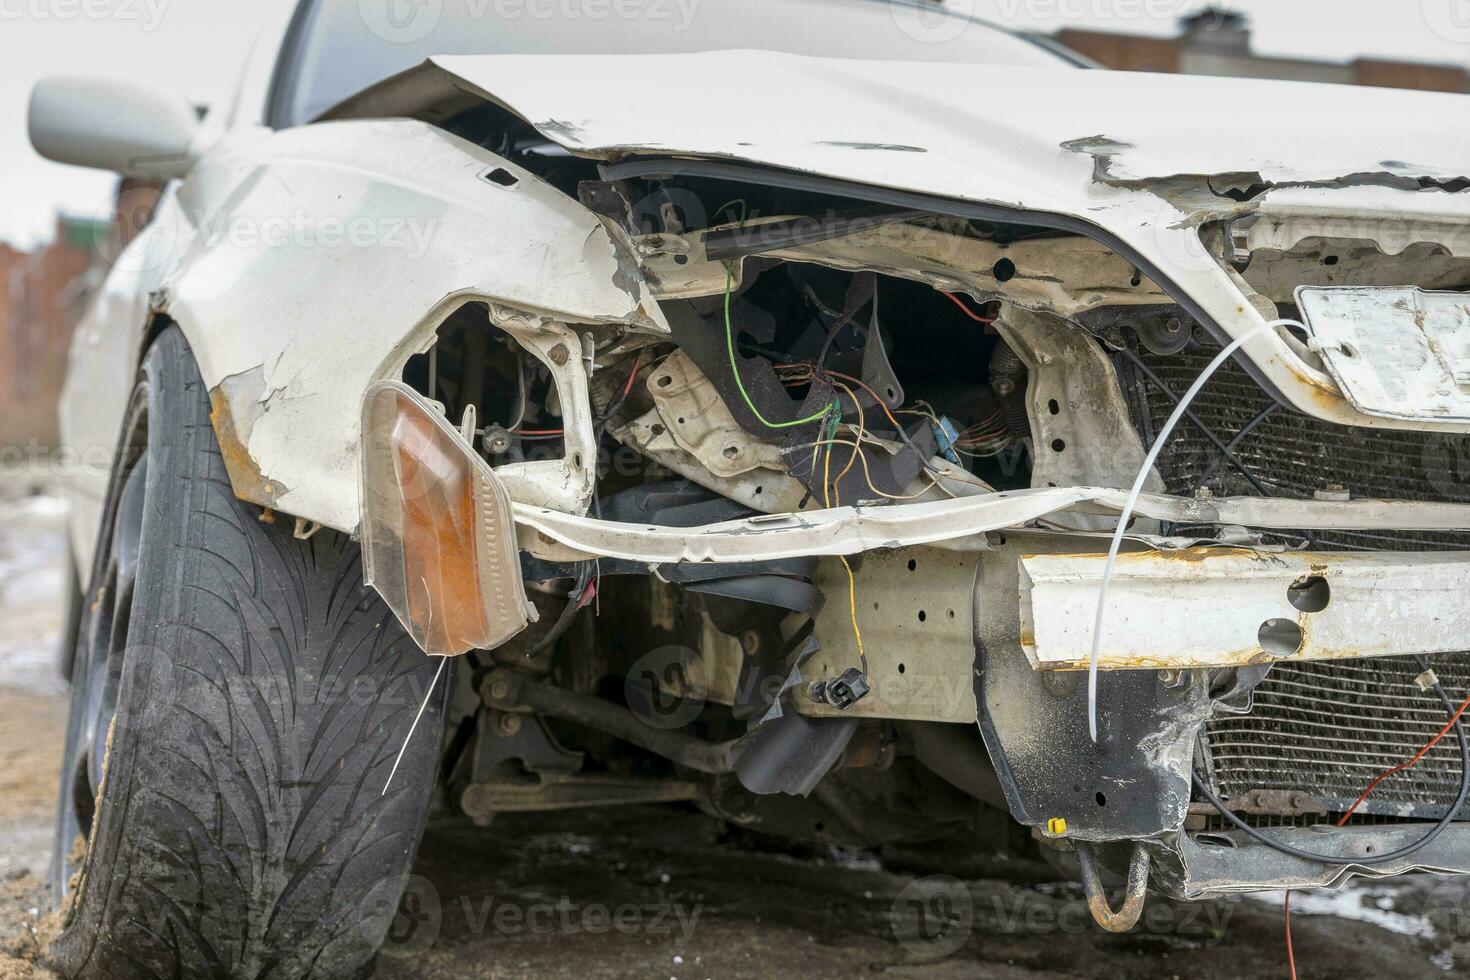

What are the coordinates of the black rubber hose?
(526, 564, 593, 655)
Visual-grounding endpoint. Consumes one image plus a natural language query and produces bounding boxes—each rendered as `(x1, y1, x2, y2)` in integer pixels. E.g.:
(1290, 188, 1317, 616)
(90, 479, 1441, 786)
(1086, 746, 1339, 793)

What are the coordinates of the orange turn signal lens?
(360, 381, 536, 656)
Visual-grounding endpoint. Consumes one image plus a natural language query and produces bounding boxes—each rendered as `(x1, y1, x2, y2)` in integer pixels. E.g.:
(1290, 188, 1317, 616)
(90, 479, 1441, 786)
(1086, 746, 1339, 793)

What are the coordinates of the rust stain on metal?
(1039, 648, 1275, 672)
(209, 386, 286, 508)
(1111, 546, 1262, 565)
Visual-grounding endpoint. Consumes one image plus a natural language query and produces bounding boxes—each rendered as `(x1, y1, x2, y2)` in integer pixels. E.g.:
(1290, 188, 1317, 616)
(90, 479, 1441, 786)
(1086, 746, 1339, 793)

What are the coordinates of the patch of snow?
(1249, 883, 1435, 942)
(0, 494, 70, 696)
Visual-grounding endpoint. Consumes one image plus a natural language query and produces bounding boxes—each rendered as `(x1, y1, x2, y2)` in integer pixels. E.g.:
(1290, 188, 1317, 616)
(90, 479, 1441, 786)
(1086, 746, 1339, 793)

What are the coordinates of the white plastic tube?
(1087, 320, 1305, 742)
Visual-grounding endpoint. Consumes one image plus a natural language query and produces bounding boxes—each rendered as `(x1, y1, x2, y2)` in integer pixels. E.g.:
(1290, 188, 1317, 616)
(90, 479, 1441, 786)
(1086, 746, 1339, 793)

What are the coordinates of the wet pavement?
(1, 480, 1468, 979)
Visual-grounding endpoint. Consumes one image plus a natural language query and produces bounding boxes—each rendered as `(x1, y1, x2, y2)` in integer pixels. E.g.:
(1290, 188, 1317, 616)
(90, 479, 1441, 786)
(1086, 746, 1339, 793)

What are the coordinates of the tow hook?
(1075, 842, 1151, 932)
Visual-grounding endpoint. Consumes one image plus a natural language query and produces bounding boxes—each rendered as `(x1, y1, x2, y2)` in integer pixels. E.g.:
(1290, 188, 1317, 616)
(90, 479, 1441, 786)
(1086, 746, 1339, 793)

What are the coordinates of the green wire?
(713, 198, 835, 430)
(723, 265, 837, 429)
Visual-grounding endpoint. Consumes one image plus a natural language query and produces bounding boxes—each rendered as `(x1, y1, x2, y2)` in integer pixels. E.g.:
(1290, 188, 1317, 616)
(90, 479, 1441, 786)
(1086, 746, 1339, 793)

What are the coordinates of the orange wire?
(822, 370, 905, 432)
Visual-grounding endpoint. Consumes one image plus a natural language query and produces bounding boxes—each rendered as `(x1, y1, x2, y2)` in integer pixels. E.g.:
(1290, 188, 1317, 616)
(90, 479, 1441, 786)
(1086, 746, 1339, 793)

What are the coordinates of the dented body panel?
(62, 118, 663, 558)
(331, 53, 1470, 432)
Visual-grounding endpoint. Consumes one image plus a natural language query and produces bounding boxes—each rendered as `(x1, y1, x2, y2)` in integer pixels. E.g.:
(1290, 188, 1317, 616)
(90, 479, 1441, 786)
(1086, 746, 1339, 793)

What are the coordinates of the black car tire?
(49, 326, 447, 979)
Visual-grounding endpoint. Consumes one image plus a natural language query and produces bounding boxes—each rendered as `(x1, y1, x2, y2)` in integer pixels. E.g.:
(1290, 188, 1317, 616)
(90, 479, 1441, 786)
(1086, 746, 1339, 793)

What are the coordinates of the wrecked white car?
(28, 0, 1470, 974)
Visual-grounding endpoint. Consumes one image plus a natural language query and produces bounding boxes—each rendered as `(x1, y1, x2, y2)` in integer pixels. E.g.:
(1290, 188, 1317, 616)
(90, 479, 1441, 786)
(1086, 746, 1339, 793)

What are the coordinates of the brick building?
(0, 176, 164, 451)
(0, 243, 29, 428)
(1056, 10, 1470, 93)
(0, 216, 106, 449)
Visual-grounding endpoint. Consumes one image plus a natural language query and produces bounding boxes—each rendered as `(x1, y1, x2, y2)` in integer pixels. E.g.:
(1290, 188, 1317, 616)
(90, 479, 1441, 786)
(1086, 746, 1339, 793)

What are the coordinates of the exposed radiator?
(1122, 343, 1470, 819)
(1204, 658, 1468, 819)
(1124, 344, 1470, 552)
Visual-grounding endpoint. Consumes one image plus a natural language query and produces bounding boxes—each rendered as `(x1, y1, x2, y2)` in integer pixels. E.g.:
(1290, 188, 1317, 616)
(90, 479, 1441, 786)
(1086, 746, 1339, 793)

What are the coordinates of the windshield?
(275, 0, 1077, 126)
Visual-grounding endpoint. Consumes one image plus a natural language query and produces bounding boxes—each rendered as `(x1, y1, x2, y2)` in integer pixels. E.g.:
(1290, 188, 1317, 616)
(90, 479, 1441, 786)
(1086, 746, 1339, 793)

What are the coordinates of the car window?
(274, 0, 1077, 127)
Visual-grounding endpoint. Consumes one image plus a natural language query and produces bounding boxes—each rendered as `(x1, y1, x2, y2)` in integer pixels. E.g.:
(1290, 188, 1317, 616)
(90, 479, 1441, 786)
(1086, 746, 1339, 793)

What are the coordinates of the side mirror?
(29, 76, 202, 180)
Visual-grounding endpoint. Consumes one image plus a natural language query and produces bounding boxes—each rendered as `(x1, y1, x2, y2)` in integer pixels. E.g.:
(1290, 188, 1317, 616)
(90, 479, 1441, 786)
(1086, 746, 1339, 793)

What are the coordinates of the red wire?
(1336, 688, 1470, 827)
(510, 354, 641, 441)
(943, 292, 997, 324)
(1285, 891, 1297, 980)
(621, 353, 643, 398)
(1274, 683, 1470, 980)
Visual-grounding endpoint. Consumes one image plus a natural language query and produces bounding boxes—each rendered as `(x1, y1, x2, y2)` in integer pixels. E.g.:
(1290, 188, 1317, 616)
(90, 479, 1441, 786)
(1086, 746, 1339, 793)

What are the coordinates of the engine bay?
(353, 112, 1470, 923)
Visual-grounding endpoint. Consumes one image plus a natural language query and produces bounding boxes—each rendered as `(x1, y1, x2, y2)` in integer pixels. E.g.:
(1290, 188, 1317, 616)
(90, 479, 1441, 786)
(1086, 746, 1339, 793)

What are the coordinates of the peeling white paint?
(67, 118, 667, 536)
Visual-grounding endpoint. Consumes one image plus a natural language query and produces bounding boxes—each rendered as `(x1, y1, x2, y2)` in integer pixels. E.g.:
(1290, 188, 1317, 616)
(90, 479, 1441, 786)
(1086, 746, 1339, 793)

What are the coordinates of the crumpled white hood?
(359, 51, 1470, 214)
(323, 49, 1470, 438)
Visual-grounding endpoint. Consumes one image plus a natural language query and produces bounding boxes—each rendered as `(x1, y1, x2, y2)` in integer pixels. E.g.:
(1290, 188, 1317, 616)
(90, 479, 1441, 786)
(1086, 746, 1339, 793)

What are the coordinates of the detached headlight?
(359, 381, 536, 657)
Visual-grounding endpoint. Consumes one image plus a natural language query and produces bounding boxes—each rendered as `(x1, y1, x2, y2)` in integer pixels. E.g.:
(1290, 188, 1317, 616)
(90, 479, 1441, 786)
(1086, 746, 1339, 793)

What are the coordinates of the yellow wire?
(801, 439, 941, 502)
(829, 381, 864, 495)
(823, 422, 868, 678)
(838, 554, 866, 673)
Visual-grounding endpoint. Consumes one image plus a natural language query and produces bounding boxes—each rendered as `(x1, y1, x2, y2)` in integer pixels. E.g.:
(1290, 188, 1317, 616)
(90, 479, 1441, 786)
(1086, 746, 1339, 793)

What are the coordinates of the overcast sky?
(0, 0, 1466, 248)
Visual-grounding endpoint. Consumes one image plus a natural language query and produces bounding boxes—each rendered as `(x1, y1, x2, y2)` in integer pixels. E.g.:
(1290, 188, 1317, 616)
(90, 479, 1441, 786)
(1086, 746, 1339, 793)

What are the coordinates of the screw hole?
(993, 258, 1016, 282)
(918, 610, 927, 623)
(673, 254, 689, 265)
(1259, 618, 1305, 658)
(898, 663, 906, 674)
(1048, 399, 1060, 415)
(657, 375, 673, 388)
(1287, 575, 1330, 613)
(1051, 439, 1066, 453)
(1095, 792, 1107, 807)
(907, 559, 917, 572)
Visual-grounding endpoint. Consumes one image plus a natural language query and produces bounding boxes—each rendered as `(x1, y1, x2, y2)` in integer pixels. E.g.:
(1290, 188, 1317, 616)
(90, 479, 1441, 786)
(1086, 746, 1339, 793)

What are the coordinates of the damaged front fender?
(157, 118, 665, 531)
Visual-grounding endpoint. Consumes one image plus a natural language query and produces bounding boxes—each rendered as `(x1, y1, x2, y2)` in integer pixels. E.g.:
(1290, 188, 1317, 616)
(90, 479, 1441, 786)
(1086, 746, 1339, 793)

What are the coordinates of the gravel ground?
(2, 481, 1469, 979)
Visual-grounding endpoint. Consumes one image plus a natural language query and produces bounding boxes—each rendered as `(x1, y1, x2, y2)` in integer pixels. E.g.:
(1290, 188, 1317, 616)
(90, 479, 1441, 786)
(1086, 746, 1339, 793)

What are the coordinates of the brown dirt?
(370, 809, 1470, 980)
(0, 671, 1467, 980)
(0, 873, 57, 980)
(0, 688, 65, 823)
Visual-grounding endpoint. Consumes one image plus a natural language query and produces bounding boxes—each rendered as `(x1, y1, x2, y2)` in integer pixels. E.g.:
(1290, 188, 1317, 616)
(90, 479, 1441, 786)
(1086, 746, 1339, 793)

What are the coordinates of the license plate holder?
(1296, 285, 1470, 422)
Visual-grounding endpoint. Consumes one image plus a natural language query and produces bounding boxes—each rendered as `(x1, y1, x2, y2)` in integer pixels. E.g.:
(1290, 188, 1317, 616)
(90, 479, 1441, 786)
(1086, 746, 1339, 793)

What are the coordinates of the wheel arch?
(145, 117, 663, 535)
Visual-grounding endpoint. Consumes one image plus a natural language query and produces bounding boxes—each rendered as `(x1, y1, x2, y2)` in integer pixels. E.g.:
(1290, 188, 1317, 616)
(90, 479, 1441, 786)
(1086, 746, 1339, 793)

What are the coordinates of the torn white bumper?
(1022, 549, 1470, 671)
(512, 487, 1470, 564)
